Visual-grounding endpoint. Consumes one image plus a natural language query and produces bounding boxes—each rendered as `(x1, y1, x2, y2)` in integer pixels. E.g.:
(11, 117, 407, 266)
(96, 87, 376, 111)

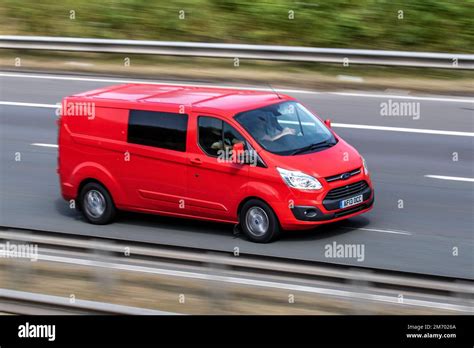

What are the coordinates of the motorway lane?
(0, 72, 473, 279)
(1, 72, 473, 131)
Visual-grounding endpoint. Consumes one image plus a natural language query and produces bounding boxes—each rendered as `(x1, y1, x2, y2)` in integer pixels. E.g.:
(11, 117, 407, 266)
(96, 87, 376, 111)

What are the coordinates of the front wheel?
(79, 182, 116, 224)
(240, 199, 281, 243)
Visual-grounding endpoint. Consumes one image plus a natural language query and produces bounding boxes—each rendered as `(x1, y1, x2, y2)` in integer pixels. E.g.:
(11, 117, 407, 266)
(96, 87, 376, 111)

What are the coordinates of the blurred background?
(1, 0, 473, 94)
(0, 1, 472, 316)
(1, 0, 473, 52)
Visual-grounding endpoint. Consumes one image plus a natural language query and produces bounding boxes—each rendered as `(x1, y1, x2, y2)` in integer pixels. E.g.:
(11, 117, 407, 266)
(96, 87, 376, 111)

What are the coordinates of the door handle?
(189, 157, 202, 165)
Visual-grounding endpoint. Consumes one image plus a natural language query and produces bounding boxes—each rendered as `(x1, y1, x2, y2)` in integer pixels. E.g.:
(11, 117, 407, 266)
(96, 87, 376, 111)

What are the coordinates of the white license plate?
(339, 194, 363, 209)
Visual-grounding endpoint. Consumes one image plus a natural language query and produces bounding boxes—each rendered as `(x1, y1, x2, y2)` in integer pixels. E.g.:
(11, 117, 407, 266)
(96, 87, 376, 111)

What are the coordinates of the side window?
(128, 110, 188, 152)
(223, 122, 246, 150)
(198, 116, 246, 157)
(198, 116, 223, 156)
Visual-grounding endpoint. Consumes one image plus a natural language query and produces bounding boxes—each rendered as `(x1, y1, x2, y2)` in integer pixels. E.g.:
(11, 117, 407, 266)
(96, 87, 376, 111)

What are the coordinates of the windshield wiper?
(291, 139, 335, 155)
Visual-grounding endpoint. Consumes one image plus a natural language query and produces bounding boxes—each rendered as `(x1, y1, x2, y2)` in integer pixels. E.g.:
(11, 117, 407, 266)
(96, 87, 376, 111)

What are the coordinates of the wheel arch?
(237, 196, 278, 220)
(70, 162, 125, 206)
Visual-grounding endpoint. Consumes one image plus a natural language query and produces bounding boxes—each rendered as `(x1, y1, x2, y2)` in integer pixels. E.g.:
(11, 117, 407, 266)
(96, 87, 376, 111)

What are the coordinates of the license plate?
(339, 194, 363, 209)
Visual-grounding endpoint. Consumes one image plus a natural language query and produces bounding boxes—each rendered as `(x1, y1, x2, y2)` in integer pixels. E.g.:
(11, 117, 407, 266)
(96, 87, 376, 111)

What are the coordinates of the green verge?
(1, 0, 473, 53)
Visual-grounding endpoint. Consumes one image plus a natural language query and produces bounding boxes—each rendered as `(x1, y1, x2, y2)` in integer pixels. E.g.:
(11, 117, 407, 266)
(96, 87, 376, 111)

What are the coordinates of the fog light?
(304, 209, 317, 218)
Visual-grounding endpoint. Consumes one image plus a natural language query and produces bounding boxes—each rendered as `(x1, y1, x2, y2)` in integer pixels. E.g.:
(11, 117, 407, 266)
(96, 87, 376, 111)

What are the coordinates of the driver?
(252, 111, 296, 141)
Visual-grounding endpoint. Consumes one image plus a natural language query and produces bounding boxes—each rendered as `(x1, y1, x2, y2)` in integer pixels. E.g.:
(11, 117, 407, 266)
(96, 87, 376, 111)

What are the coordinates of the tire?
(240, 199, 281, 243)
(79, 182, 116, 224)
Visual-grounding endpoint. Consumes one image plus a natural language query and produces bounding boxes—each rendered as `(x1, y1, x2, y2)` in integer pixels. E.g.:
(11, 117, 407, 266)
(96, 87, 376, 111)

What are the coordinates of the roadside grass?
(1, 0, 473, 53)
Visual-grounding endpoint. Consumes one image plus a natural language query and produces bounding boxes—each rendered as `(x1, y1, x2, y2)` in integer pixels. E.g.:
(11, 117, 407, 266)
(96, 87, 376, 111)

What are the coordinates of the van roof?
(71, 83, 293, 116)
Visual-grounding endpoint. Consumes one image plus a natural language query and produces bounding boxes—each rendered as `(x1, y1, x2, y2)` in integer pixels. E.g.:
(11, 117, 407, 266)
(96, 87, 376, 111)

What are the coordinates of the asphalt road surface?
(0, 72, 473, 279)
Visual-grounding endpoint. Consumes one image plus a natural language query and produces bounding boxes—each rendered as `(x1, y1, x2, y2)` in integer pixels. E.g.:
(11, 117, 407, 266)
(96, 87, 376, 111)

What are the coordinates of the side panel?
(119, 108, 188, 213)
(119, 142, 188, 213)
(59, 103, 128, 206)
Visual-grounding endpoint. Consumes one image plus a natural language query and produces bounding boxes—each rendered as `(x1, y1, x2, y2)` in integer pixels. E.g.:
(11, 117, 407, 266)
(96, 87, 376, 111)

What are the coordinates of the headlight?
(362, 157, 369, 175)
(277, 167, 322, 190)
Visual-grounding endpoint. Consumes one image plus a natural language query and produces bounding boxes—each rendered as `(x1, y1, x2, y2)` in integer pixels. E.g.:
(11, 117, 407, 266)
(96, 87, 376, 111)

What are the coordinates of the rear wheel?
(240, 199, 281, 243)
(79, 182, 116, 224)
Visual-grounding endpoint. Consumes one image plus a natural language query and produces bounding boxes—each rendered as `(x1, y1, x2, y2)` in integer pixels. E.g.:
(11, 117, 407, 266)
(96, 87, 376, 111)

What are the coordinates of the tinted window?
(198, 117, 223, 156)
(198, 116, 246, 157)
(223, 122, 246, 149)
(128, 110, 188, 151)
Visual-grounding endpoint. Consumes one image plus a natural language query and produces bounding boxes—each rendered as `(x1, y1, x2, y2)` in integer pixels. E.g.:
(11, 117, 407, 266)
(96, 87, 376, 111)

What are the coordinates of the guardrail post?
(349, 268, 372, 314)
(90, 239, 117, 296)
(205, 251, 231, 314)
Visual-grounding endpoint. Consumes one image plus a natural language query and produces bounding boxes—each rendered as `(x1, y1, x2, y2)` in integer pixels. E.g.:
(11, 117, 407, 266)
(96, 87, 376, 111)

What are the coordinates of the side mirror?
(232, 142, 245, 164)
(324, 119, 331, 128)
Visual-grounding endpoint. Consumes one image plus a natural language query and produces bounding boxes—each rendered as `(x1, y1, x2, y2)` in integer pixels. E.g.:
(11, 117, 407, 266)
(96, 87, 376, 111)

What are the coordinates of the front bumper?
(291, 192, 374, 222)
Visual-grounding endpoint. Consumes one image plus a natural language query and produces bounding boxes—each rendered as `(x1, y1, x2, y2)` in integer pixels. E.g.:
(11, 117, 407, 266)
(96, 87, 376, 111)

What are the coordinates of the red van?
(58, 84, 374, 242)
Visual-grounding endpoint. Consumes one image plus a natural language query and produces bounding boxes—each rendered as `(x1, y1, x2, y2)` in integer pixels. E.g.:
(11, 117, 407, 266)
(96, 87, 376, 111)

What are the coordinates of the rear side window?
(128, 110, 188, 151)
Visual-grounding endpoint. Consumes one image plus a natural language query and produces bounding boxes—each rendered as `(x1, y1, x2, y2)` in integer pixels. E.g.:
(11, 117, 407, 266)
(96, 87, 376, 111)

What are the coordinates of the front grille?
(325, 180, 368, 200)
(325, 168, 361, 183)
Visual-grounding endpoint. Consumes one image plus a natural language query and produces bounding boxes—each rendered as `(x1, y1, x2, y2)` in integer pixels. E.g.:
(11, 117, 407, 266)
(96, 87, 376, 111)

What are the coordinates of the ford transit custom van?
(58, 84, 374, 242)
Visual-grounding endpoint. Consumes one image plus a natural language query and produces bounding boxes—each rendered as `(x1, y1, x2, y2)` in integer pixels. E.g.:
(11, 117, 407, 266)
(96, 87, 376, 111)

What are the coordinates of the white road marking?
(343, 227, 412, 235)
(31, 143, 58, 148)
(424, 175, 474, 183)
(0, 101, 58, 108)
(5, 251, 467, 312)
(1, 71, 473, 103)
(333, 123, 474, 137)
(329, 91, 474, 103)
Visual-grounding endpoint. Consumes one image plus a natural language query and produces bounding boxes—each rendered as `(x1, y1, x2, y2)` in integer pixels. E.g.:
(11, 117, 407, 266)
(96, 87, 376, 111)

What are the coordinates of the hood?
(264, 139, 362, 179)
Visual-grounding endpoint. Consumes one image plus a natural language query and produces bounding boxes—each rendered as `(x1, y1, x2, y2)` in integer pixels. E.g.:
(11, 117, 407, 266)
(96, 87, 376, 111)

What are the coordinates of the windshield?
(235, 101, 335, 156)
